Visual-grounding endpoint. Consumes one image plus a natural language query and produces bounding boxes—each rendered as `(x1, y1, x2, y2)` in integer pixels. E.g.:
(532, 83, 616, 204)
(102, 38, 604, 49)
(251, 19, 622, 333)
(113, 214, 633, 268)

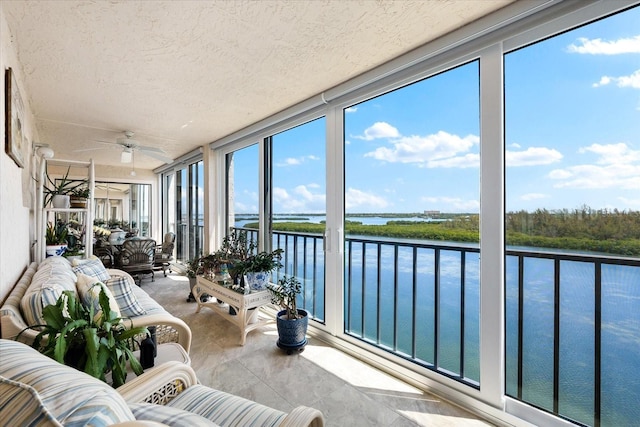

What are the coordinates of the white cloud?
(353, 122, 400, 140)
(421, 196, 479, 212)
(506, 147, 563, 167)
(273, 185, 325, 212)
(567, 35, 640, 55)
(345, 107, 358, 113)
(345, 187, 388, 210)
(364, 131, 479, 168)
(579, 142, 640, 164)
(275, 155, 320, 167)
(548, 142, 640, 190)
(428, 153, 479, 168)
(521, 193, 549, 201)
(593, 69, 640, 89)
(549, 163, 640, 189)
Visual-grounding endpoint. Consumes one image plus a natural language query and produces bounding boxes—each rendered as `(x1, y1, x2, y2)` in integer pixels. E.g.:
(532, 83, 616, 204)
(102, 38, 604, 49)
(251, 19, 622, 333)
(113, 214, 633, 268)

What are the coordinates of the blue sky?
(233, 6, 639, 215)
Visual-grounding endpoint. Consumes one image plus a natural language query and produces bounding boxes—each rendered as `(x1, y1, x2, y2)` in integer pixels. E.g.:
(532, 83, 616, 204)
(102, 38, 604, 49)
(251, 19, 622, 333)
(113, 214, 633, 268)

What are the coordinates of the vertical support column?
(203, 144, 217, 254)
(479, 42, 505, 409)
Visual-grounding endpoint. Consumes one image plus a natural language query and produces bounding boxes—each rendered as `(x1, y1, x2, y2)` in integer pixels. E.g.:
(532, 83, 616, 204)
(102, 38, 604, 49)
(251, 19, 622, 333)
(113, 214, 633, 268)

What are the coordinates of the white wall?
(0, 4, 39, 303)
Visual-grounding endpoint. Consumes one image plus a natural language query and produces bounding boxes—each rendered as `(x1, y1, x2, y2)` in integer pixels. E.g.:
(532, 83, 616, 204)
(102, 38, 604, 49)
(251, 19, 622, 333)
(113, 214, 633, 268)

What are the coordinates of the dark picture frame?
(5, 67, 26, 168)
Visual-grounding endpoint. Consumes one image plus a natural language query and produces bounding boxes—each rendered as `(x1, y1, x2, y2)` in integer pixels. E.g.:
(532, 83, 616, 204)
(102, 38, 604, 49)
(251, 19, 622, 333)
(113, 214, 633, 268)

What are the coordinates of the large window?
(94, 182, 151, 236)
(174, 160, 204, 262)
(271, 118, 327, 321)
(505, 6, 640, 426)
(343, 61, 481, 384)
(192, 3, 640, 427)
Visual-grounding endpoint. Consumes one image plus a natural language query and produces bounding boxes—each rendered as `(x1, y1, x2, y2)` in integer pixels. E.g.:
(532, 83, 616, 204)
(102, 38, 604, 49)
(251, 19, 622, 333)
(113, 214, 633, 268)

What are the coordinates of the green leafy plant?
(231, 248, 283, 276)
(43, 167, 84, 206)
(184, 255, 202, 279)
(70, 185, 91, 198)
(45, 221, 68, 245)
(268, 275, 302, 320)
(20, 289, 148, 388)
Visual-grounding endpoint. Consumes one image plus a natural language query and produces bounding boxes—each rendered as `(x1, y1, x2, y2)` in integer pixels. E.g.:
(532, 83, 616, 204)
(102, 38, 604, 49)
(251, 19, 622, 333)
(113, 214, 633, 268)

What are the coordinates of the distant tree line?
(242, 206, 640, 256)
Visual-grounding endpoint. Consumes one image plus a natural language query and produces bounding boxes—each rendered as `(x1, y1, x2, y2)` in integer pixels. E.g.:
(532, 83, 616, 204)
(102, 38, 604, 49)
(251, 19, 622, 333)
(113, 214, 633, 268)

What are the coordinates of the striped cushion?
(166, 384, 286, 427)
(0, 376, 62, 426)
(21, 258, 78, 327)
(129, 402, 220, 426)
(104, 276, 146, 317)
(76, 273, 122, 319)
(72, 258, 111, 282)
(0, 339, 135, 426)
(19, 282, 64, 327)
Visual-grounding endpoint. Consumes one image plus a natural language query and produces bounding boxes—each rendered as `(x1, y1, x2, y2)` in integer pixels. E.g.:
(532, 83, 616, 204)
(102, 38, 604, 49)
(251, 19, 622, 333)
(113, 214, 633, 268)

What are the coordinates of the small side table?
(194, 276, 274, 345)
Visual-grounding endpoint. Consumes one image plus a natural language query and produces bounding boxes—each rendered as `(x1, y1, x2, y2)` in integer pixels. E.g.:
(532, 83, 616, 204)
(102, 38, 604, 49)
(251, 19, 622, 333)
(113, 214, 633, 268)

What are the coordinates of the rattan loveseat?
(0, 257, 191, 352)
(0, 339, 324, 426)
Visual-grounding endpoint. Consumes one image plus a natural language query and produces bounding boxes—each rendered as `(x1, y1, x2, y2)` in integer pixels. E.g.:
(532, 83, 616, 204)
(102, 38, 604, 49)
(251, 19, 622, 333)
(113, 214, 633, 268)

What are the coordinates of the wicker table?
(194, 276, 274, 345)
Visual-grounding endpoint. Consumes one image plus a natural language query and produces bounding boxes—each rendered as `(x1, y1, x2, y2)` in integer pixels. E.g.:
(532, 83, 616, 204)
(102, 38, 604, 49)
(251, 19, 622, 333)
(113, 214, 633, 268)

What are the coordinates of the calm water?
(236, 216, 640, 427)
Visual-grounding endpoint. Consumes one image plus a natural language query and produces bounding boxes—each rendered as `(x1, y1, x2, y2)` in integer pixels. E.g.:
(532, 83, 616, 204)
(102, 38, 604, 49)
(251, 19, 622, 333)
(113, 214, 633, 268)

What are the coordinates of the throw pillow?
(72, 258, 111, 282)
(104, 276, 146, 317)
(76, 273, 121, 319)
(20, 282, 64, 327)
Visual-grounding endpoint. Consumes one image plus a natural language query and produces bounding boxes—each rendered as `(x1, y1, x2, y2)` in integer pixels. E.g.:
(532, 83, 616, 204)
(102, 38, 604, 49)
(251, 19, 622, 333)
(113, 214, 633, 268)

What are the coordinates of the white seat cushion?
(0, 339, 136, 427)
(166, 384, 286, 427)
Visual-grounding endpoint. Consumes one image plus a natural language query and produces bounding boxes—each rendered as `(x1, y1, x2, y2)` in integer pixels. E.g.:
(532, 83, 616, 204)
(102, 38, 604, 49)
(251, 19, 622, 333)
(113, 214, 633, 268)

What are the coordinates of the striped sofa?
(0, 257, 191, 352)
(0, 339, 324, 427)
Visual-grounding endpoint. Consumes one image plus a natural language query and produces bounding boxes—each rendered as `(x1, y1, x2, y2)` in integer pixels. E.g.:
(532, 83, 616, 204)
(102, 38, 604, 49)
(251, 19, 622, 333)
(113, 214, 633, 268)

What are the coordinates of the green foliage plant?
(43, 167, 85, 206)
(268, 275, 302, 320)
(46, 221, 68, 245)
(20, 288, 148, 388)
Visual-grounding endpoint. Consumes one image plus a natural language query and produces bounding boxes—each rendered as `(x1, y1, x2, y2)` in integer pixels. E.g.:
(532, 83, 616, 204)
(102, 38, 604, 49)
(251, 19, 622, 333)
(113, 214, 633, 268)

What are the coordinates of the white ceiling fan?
(84, 130, 173, 164)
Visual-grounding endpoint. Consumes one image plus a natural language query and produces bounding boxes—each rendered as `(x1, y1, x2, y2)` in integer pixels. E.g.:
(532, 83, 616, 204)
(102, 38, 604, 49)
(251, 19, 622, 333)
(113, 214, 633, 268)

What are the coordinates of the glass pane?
(343, 60, 480, 382)
(504, 6, 640, 425)
(227, 143, 259, 242)
(271, 118, 326, 321)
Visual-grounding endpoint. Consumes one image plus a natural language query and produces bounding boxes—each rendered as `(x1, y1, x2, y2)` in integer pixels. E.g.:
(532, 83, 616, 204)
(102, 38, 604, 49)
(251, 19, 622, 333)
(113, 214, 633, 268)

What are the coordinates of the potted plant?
(43, 167, 83, 208)
(232, 248, 283, 291)
(268, 275, 308, 354)
(45, 220, 68, 257)
(184, 255, 202, 302)
(70, 185, 90, 208)
(21, 288, 148, 388)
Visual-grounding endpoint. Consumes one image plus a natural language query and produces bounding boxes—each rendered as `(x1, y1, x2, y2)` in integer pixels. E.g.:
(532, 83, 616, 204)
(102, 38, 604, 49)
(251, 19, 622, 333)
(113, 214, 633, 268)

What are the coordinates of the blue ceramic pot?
(276, 309, 308, 351)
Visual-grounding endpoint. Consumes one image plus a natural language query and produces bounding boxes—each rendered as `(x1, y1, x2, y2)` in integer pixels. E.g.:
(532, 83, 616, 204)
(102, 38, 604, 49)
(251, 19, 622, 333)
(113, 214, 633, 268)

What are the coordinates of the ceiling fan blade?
(137, 150, 172, 164)
(73, 146, 109, 152)
(137, 144, 167, 154)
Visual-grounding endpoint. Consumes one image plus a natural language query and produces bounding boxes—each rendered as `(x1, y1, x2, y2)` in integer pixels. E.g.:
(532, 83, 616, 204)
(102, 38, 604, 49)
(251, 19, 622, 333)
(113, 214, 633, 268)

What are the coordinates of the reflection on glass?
(93, 182, 151, 237)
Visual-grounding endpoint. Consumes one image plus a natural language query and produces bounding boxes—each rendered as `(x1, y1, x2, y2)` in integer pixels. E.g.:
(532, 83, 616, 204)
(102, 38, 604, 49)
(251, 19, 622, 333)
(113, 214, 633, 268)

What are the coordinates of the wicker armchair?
(154, 232, 175, 277)
(119, 238, 157, 285)
(118, 361, 325, 427)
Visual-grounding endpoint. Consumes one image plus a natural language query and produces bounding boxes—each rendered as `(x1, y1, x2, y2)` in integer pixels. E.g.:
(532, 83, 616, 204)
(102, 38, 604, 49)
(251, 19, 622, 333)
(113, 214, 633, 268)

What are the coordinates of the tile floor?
(144, 272, 493, 427)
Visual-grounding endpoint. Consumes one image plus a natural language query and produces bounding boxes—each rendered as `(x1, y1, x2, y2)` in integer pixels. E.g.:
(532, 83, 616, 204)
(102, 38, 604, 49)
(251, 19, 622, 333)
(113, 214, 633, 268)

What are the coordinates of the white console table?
(194, 276, 274, 345)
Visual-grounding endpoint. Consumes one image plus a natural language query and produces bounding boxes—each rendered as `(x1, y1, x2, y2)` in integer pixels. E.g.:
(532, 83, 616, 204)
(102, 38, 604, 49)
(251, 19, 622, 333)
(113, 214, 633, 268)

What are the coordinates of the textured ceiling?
(2, 0, 514, 170)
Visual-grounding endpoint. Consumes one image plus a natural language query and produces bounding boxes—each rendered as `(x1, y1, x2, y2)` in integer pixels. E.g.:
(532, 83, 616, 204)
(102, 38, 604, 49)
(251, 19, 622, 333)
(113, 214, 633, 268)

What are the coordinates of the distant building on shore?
(424, 210, 440, 216)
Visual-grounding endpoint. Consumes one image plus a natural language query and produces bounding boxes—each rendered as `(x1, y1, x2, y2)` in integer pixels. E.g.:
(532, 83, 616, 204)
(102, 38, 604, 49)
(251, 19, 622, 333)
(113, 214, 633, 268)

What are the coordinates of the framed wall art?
(5, 67, 26, 168)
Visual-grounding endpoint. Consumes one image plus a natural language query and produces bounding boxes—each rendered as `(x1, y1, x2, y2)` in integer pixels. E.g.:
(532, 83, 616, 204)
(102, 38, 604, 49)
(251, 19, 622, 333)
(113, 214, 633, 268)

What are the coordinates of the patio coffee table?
(194, 276, 274, 345)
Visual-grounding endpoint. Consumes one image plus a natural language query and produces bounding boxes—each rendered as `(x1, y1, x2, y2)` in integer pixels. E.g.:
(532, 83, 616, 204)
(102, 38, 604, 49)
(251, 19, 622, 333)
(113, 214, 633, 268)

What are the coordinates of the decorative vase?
(51, 195, 70, 209)
(244, 271, 269, 291)
(46, 244, 68, 257)
(276, 309, 308, 354)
